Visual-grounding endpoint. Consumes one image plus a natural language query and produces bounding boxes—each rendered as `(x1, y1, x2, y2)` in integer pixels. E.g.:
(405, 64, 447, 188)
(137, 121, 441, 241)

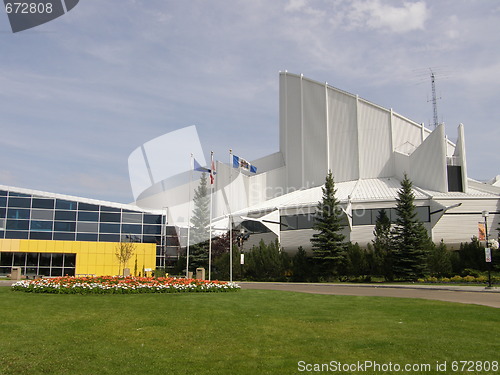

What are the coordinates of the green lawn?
(0, 288, 498, 375)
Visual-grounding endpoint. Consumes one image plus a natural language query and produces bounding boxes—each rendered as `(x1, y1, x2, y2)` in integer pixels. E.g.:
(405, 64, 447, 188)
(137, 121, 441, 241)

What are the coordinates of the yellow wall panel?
(0, 239, 156, 277)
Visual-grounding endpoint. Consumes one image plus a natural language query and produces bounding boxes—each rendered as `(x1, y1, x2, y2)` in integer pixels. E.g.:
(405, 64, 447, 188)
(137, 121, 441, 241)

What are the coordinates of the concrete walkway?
(238, 282, 500, 308)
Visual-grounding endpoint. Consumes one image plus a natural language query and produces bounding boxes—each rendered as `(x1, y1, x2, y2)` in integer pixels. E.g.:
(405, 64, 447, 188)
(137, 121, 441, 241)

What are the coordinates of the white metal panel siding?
(279, 74, 287, 160)
(327, 88, 359, 182)
(350, 225, 375, 246)
(394, 152, 410, 180)
(410, 124, 447, 192)
(357, 100, 393, 178)
(247, 167, 286, 206)
(392, 114, 422, 151)
(303, 79, 328, 187)
(284, 74, 303, 190)
(431, 199, 499, 246)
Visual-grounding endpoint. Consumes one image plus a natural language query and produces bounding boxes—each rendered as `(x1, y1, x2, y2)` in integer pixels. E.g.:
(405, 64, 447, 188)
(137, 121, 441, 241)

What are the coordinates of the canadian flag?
(210, 152, 215, 185)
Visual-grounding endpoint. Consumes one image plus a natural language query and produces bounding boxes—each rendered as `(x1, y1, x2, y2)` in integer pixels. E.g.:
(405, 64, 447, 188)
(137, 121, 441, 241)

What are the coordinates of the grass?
(0, 288, 499, 375)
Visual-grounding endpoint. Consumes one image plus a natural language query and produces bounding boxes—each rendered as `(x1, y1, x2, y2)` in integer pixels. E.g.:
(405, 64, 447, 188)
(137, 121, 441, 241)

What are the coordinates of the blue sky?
(1, 0, 499, 203)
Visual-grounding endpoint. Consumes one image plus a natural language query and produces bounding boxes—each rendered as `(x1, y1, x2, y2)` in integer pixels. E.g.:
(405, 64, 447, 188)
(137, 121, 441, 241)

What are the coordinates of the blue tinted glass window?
(0, 207, 5, 218)
(166, 226, 177, 236)
(39, 253, 51, 266)
(77, 222, 98, 233)
(121, 224, 142, 234)
(143, 225, 161, 235)
(352, 209, 372, 225)
(123, 208, 142, 213)
(55, 210, 77, 221)
(54, 221, 76, 232)
(0, 197, 6, 206)
(297, 214, 315, 229)
(8, 197, 31, 208)
(122, 213, 142, 223)
(51, 268, 63, 276)
(52, 253, 63, 267)
(280, 215, 297, 231)
(122, 234, 141, 243)
(78, 211, 99, 222)
(7, 219, 29, 230)
(100, 212, 121, 223)
(7, 208, 30, 219)
(143, 236, 159, 244)
(63, 268, 75, 277)
(31, 209, 53, 220)
(5, 231, 28, 239)
(100, 223, 120, 233)
(416, 206, 430, 222)
(143, 215, 162, 224)
(53, 232, 75, 240)
(30, 232, 52, 240)
(78, 203, 99, 211)
(76, 233, 98, 241)
(32, 198, 55, 209)
(0, 190, 7, 196)
(100, 206, 121, 213)
(64, 253, 76, 267)
(0, 252, 13, 266)
(99, 234, 120, 242)
(8, 192, 30, 198)
(13, 252, 25, 266)
(0, 230, 4, 239)
(56, 199, 77, 210)
(30, 221, 53, 231)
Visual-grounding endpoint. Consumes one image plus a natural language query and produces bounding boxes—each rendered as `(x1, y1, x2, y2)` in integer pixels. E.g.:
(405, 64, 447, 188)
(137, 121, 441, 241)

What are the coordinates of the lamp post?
(482, 211, 492, 288)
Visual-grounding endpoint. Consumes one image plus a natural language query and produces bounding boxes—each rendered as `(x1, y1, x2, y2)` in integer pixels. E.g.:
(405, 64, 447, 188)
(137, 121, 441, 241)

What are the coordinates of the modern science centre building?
(1, 72, 499, 277)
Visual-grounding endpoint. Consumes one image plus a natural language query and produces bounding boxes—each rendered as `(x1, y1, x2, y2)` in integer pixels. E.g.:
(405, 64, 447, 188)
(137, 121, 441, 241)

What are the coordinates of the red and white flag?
(210, 152, 215, 185)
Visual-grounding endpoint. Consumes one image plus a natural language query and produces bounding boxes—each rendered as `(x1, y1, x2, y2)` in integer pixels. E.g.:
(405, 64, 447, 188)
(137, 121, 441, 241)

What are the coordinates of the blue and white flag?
(233, 155, 257, 173)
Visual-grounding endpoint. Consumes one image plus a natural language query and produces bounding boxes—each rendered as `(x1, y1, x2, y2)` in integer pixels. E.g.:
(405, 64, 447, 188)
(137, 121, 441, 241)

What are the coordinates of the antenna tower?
(429, 70, 440, 129)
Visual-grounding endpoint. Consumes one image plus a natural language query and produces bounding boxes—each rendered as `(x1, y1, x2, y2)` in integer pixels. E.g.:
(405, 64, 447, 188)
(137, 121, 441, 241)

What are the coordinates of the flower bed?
(11, 276, 240, 294)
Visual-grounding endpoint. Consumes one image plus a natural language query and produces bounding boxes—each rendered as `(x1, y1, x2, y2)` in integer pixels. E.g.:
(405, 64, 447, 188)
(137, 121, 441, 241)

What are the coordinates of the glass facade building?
(0, 187, 178, 277)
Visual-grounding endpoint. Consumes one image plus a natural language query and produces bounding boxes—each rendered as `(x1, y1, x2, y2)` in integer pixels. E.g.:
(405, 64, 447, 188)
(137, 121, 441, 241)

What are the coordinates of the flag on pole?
(232, 155, 257, 173)
(210, 152, 215, 184)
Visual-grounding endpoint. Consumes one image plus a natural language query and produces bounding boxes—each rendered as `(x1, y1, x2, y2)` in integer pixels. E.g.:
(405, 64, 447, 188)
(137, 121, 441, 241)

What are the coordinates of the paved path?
(239, 282, 500, 308)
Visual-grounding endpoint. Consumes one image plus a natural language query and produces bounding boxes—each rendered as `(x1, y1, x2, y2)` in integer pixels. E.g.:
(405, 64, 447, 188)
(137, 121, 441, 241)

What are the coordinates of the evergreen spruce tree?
(372, 209, 393, 280)
(391, 174, 431, 280)
(189, 172, 210, 270)
(427, 240, 452, 277)
(310, 171, 346, 278)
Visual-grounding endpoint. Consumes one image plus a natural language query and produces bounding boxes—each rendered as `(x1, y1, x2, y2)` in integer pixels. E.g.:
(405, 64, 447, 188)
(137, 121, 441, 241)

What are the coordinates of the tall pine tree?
(372, 208, 393, 280)
(311, 171, 346, 278)
(189, 172, 210, 270)
(391, 174, 431, 280)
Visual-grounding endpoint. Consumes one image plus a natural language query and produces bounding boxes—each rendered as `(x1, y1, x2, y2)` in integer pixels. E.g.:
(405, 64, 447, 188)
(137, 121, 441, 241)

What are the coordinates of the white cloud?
(348, 0, 428, 33)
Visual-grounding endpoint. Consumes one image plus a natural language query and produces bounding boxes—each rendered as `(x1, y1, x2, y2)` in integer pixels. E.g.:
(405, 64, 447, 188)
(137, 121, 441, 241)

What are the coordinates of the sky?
(1, 0, 499, 203)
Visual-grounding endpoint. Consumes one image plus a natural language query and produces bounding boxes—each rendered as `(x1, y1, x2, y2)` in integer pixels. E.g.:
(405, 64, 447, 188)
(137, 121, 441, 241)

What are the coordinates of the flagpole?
(186, 153, 193, 278)
(229, 149, 233, 282)
(208, 151, 214, 281)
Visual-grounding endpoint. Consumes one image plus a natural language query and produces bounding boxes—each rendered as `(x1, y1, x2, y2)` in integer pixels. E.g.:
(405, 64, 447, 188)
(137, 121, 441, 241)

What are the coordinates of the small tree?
(115, 242, 136, 276)
(427, 240, 452, 277)
(391, 174, 431, 280)
(189, 172, 210, 271)
(310, 170, 346, 279)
